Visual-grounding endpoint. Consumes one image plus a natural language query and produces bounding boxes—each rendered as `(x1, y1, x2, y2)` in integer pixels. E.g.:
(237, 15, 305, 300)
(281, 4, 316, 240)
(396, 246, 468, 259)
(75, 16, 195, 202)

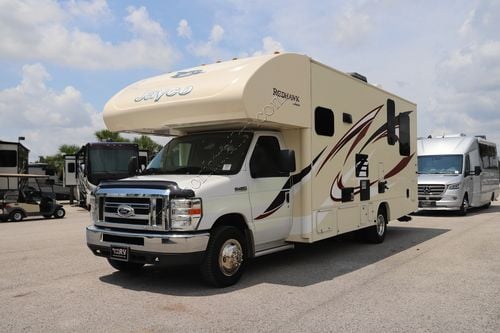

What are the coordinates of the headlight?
(170, 198, 202, 231)
(90, 195, 98, 221)
(447, 183, 460, 190)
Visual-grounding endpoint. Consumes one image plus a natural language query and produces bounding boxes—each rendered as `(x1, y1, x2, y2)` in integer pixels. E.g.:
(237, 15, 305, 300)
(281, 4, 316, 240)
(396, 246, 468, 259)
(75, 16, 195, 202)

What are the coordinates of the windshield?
(145, 132, 253, 175)
(418, 155, 463, 175)
(89, 147, 137, 174)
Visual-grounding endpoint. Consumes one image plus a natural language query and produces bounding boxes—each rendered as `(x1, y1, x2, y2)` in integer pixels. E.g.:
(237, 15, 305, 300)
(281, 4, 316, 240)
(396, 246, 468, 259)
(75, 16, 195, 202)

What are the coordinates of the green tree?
(94, 129, 130, 142)
(38, 144, 80, 180)
(133, 135, 162, 155)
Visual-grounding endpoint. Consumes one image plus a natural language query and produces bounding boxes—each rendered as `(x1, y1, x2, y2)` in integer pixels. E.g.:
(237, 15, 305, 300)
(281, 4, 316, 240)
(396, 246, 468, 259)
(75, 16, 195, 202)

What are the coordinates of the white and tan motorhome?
(86, 53, 418, 287)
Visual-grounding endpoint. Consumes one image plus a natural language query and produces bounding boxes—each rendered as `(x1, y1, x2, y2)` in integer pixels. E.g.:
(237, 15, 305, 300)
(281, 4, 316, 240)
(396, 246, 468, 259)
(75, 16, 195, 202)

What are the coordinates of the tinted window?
(315, 107, 334, 136)
(464, 155, 470, 175)
(0, 150, 17, 167)
(479, 143, 498, 169)
(68, 162, 75, 173)
(250, 136, 286, 178)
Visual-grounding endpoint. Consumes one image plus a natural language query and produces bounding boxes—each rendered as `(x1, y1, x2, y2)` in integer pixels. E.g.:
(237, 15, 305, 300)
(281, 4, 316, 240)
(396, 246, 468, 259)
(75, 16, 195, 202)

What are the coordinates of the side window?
(399, 112, 411, 156)
(387, 99, 397, 145)
(0, 150, 17, 167)
(68, 162, 75, 173)
(315, 107, 334, 136)
(250, 136, 285, 178)
(464, 154, 470, 175)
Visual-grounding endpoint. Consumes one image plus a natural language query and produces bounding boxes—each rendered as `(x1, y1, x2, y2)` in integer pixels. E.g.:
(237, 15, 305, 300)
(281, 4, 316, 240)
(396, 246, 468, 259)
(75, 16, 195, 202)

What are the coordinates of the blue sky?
(1, 0, 499, 159)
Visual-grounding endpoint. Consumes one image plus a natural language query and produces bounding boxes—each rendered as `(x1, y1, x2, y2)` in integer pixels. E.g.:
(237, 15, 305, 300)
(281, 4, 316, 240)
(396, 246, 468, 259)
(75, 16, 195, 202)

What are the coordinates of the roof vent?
(443, 133, 467, 138)
(349, 72, 367, 82)
(475, 135, 486, 139)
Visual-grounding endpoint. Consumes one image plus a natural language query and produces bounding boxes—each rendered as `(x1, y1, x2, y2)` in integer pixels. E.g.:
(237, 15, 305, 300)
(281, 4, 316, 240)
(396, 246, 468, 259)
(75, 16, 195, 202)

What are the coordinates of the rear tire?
(200, 226, 247, 287)
(107, 259, 144, 272)
(9, 211, 24, 222)
(362, 206, 387, 244)
(54, 207, 65, 219)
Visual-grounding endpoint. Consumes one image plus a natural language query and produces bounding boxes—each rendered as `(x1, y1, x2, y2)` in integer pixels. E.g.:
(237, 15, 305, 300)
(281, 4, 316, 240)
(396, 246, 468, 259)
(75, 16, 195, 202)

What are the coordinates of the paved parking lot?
(1, 203, 500, 332)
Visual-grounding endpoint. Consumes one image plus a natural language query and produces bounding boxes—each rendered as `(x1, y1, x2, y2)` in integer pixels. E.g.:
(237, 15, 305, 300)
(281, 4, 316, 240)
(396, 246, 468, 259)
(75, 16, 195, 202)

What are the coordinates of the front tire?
(9, 211, 24, 222)
(107, 259, 144, 272)
(200, 226, 247, 287)
(362, 206, 387, 244)
(54, 207, 65, 219)
(458, 194, 469, 216)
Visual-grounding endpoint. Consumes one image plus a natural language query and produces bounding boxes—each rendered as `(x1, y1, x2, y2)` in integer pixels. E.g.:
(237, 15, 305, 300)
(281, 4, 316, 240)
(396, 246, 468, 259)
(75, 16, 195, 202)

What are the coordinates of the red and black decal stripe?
(254, 148, 326, 220)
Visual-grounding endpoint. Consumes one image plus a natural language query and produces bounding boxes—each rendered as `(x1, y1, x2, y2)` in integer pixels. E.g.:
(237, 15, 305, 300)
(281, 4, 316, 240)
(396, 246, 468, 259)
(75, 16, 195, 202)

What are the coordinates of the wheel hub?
(376, 214, 385, 236)
(219, 239, 243, 277)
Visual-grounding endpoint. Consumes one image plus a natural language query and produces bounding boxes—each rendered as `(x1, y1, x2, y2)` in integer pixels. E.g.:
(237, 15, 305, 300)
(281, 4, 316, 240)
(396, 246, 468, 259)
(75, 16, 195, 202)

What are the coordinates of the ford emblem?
(117, 205, 135, 218)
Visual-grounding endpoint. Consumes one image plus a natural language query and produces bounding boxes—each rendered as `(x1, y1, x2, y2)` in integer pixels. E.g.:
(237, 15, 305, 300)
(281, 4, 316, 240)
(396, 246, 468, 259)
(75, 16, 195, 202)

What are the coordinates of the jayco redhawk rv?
(86, 53, 417, 287)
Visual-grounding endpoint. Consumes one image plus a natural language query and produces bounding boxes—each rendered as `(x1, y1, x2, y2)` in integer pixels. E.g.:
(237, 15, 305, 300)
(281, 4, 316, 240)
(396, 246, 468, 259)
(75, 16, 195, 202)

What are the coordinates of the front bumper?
(86, 225, 210, 264)
(418, 196, 461, 211)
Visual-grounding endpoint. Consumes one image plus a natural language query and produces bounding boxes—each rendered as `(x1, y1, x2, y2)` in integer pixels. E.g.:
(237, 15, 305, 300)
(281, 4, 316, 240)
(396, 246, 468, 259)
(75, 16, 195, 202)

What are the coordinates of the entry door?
(247, 136, 292, 247)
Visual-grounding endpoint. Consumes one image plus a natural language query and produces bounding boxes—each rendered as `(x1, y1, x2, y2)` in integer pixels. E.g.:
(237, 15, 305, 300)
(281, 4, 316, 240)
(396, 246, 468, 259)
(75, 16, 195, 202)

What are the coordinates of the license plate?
(110, 246, 129, 261)
(419, 201, 436, 208)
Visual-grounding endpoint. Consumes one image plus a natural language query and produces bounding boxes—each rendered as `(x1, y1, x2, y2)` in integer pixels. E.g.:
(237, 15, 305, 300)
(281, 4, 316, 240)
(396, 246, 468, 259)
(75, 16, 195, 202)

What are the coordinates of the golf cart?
(0, 173, 65, 222)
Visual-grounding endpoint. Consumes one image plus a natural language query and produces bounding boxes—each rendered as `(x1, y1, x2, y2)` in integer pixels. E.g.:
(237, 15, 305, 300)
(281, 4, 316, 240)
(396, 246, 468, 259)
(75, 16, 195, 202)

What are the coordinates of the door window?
(250, 136, 286, 178)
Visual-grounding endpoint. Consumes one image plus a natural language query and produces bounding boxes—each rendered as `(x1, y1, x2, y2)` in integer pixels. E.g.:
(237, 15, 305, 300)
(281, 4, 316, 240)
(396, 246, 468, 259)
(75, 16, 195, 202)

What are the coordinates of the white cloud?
(0, 1, 178, 70)
(210, 25, 224, 43)
(65, 0, 111, 19)
(125, 6, 165, 39)
(188, 24, 226, 59)
(334, 6, 373, 47)
(0, 64, 104, 159)
(433, 1, 500, 146)
(253, 36, 284, 56)
(177, 19, 192, 39)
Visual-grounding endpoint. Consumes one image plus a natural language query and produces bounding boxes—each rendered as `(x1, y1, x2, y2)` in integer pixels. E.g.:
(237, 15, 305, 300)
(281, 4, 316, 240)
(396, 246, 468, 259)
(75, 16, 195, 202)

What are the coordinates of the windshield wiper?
(141, 168, 161, 175)
(164, 166, 204, 174)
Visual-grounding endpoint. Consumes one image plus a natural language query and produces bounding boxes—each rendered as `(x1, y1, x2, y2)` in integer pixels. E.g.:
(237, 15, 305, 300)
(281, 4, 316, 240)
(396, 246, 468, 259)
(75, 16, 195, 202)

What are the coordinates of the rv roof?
(417, 136, 478, 156)
(103, 52, 414, 136)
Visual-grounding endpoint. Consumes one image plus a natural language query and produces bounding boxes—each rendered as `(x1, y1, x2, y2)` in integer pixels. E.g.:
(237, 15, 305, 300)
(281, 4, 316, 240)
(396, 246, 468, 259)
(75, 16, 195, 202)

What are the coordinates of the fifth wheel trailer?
(86, 52, 417, 287)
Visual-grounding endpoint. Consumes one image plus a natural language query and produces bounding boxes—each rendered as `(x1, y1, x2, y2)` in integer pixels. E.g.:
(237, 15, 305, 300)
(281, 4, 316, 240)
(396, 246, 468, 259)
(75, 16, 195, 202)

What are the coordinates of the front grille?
(418, 184, 445, 197)
(103, 234, 144, 245)
(99, 196, 167, 229)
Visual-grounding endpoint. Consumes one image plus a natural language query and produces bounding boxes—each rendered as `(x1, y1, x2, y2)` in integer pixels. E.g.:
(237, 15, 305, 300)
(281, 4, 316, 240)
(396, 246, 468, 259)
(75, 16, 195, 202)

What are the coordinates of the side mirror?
(279, 149, 296, 173)
(79, 163, 86, 176)
(474, 166, 482, 176)
(128, 156, 138, 177)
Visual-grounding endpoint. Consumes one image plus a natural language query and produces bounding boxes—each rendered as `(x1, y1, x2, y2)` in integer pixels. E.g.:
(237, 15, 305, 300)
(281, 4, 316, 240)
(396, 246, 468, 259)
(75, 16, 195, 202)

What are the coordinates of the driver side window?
(250, 136, 285, 178)
(465, 154, 470, 175)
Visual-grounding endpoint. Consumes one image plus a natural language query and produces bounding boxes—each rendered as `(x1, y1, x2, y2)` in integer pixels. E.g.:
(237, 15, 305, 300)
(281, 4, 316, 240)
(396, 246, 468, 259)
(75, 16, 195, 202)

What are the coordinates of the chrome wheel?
(376, 214, 386, 237)
(218, 238, 243, 277)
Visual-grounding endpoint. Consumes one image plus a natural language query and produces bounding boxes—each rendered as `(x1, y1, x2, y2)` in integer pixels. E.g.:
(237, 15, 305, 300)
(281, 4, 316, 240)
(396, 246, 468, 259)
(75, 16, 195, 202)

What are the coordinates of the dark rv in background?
(64, 142, 148, 209)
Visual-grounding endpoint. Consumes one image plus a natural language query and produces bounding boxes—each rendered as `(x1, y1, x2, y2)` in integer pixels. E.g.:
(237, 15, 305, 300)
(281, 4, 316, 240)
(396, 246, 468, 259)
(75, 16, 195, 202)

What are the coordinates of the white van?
(86, 53, 418, 287)
(417, 134, 499, 214)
